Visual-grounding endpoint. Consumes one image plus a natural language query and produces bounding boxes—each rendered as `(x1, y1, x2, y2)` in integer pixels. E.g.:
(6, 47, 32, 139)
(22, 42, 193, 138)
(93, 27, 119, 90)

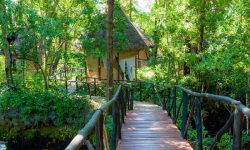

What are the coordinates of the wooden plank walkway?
(118, 102, 193, 150)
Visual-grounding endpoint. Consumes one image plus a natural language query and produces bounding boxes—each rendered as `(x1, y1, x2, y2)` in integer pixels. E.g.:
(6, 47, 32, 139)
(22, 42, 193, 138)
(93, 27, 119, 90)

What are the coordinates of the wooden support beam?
(173, 86, 177, 124)
(64, 63, 68, 93)
(130, 89, 134, 110)
(209, 113, 234, 150)
(232, 106, 243, 150)
(95, 114, 104, 150)
(194, 97, 203, 150)
(139, 82, 142, 101)
(94, 78, 97, 96)
(181, 91, 188, 138)
(135, 54, 138, 81)
(84, 59, 87, 81)
(98, 58, 101, 80)
(112, 103, 118, 150)
(117, 53, 120, 82)
(184, 101, 194, 139)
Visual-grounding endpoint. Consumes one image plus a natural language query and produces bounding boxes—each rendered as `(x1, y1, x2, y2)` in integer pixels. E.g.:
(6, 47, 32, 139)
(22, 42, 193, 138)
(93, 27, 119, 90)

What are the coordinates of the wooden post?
(127, 88, 130, 110)
(181, 91, 188, 138)
(117, 102, 122, 140)
(107, 0, 114, 101)
(173, 86, 177, 124)
(184, 102, 195, 139)
(139, 82, 142, 101)
(117, 53, 120, 82)
(232, 106, 242, 150)
(129, 0, 132, 20)
(94, 78, 97, 96)
(98, 58, 101, 80)
(84, 59, 88, 81)
(162, 91, 167, 110)
(124, 61, 127, 80)
(168, 88, 171, 111)
(111, 103, 118, 150)
(120, 90, 125, 123)
(123, 88, 127, 116)
(194, 97, 203, 150)
(87, 83, 91, 99)
(130, 89, 134, 110)
(64, 63, 68, 92)
(95, 113, 104, 150)
(135, 55, 138, 81)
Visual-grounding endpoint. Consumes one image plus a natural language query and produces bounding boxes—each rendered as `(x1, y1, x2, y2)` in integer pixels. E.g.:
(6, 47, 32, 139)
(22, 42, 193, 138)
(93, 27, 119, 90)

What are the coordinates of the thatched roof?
(116, 7, 154, 51)
(85, 6, 154, 53)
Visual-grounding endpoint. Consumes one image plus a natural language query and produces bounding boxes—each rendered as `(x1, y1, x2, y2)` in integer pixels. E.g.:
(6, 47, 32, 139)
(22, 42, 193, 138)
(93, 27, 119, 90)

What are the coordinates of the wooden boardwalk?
(118, 102, 193, 150)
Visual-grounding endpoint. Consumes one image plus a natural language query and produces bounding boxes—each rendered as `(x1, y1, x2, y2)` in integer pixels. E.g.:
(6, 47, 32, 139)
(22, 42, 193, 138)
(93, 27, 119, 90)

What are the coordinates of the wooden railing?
(65, 84, 134, 150)
(164, 85, 250, 150)
(127, 81, 250, 150)
(59, 77, 249, 150)
(49, 76, 132, 96)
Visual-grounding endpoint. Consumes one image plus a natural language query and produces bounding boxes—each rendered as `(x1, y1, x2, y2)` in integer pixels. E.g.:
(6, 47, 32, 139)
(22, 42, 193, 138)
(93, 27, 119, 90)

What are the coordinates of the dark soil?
(6, 137, 88, 150)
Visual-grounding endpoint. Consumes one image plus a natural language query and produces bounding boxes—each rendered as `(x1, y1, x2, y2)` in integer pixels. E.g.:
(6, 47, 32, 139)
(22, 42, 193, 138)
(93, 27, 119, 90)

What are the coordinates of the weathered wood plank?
(118, 102, 193, 150)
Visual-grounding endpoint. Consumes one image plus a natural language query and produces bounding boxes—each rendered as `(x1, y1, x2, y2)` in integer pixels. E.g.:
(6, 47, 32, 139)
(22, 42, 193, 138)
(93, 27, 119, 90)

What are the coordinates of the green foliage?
(0, 128, 18, 140)
(135, 0, 249, 97)
(0, 89, 94, 140)
(217, 131, 250, 149)
(0, 56, 5, 82)
(105, 115, 113, 147)
(217, 133, 232, 150)
(81, 4, 129, 58)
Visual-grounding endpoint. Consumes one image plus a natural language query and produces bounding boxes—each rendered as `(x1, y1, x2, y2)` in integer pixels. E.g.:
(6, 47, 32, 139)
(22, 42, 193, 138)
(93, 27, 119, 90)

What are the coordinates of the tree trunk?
(183, 62, 190, 75)
(37, 63, 49, 91)
(0, 2, 15, 89)
(198, 0, 206, 51)
(153, 18, 158, 62)
(247, 71, 250, 134)
(4, 49, 14, 89)
(107, 0, 114, 100)
(42, 71, 49, 91)
(129, 0, 132, 20)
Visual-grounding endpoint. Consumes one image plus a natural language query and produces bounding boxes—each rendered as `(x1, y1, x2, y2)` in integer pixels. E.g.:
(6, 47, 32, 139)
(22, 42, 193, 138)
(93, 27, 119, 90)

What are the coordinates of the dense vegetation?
(0, 0, 249, 149)
(135, 0, 249, 96)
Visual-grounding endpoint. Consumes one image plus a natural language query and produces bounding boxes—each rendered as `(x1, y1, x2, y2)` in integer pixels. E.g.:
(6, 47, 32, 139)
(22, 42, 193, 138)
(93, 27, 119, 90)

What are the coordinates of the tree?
(0, 0, 15, 90)
(0, 0, 96, 91)
(107, 0, 114, 100)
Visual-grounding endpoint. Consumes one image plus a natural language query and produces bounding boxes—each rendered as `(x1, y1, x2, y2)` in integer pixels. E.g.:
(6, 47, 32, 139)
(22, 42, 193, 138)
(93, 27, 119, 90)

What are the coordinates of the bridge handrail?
(65, 84, 133, 150)
(128, 82, 249, 150)
(62, 77, 250, 150)
(174, 85, 250, 117)
(167, 85, 250, 150)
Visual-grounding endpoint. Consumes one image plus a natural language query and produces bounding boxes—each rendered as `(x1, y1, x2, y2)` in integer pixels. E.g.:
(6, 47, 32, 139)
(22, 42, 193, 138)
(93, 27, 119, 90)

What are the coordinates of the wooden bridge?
(118, 102, 192, 150)
(63, 81, 250, 150)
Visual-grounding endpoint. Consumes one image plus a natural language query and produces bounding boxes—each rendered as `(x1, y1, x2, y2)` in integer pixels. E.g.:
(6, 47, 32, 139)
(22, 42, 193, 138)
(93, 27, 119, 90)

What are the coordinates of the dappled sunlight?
(1, 0, 248, 150)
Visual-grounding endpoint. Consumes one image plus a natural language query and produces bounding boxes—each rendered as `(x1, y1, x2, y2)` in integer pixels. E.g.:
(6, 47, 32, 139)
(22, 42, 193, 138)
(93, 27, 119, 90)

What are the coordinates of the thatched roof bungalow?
(86, 6, 154, 81)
